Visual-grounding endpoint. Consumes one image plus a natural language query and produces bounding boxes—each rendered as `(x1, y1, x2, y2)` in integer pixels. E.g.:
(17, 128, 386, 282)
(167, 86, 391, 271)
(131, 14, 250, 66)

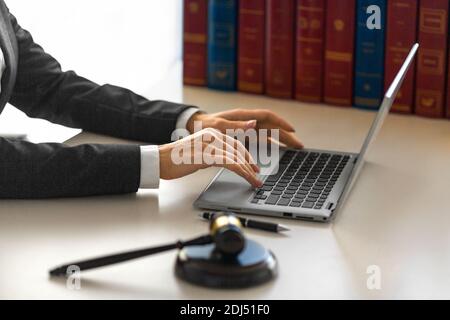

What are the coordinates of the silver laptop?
(194, 44, 419, 222)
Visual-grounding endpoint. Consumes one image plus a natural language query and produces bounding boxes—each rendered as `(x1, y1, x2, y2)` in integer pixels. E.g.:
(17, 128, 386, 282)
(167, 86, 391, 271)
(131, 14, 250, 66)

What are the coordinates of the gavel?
(49, 214, 245, 277)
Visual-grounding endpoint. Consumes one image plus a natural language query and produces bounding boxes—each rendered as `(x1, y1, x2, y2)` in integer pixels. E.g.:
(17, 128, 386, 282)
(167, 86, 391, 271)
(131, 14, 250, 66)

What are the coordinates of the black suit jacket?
(0, 1, 193, 198)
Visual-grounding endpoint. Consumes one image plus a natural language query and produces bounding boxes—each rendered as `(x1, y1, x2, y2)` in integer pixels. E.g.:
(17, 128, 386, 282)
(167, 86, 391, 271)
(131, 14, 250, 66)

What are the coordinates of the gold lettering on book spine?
(184, 33, 207, 44)
(326, 51, 352, 62)
(420, 8, 446, 34)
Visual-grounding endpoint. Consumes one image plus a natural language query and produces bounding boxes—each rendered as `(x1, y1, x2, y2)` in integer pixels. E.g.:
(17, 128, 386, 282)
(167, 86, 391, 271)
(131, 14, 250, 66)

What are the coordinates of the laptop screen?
(333, 43, 419, 215)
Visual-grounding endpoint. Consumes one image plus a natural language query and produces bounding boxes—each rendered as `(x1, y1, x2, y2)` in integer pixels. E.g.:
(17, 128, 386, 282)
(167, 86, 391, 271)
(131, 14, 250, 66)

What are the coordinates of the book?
(294, 0, 325, 102)
(354, 0, 387, 110)
(384, 0, 419, 114)
(448, 29, 450, 119)
(265, 0, 295, 98)
(207, 0, 238, 91)
(238, 0, 266, 94)
(183, 0, 208, 86)
(323, 0, 356, 106)
(415, 0, 449, 118)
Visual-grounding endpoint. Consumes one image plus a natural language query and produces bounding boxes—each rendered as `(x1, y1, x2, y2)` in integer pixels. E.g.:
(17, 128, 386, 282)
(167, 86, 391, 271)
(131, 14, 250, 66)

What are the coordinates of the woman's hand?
(159, 128, 263, 188)
(186, 108, 304, 149)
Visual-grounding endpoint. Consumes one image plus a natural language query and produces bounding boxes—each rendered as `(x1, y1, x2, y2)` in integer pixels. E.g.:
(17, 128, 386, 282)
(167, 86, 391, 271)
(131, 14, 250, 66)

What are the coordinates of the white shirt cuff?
(139, 145, 160, 189)
(175, 107, 201, 130)
(139, 107, 201, 189)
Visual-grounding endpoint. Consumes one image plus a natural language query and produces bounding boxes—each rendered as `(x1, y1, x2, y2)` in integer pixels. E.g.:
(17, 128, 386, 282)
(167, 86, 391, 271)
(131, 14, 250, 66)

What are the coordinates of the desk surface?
(1, 86, 450, 299)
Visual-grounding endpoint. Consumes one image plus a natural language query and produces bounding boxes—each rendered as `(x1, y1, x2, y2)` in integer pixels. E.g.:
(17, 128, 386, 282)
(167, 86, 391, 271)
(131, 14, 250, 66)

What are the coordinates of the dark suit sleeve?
(8, 11, 193, 144)
(0, 137, 141, 199)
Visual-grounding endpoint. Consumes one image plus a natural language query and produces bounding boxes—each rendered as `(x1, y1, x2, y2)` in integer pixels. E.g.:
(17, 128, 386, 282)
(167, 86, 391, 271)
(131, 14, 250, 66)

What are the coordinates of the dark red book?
(323, 0, 356, 106)
(183, 0, 208, 86)
(447, 38, 450, 118)
(265, 0, 295, 99)
(238, 0, 265, 94)
(415, 0, 449, 118)
(384, 0, 419, 114)
(294, 0, 325, 102)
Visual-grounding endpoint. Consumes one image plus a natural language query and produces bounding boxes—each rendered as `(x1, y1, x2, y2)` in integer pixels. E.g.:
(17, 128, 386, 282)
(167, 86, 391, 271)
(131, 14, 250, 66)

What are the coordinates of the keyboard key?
(290, 201, 302, 207)
(294, 194, 306, 200)
(305, 198, 318, 202)
(284, 190, 295, 194)
(277, 198, 291, 206)
(251, 198, 259, 203)
(271, 191, 282, 195)
(265, 195, 280, 205)
(302, 201, 315, 208)
(261, 186, 273, 191)
(282, 194, 293, 199)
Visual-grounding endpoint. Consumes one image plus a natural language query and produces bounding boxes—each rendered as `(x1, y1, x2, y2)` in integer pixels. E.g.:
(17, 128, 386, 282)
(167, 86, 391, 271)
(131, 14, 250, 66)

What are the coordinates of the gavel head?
(209, 214, 246, 256)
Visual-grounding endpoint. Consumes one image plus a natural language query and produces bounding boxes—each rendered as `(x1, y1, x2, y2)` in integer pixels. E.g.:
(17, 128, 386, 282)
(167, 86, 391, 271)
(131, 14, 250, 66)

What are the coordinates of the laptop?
(194, 44, 419, 222)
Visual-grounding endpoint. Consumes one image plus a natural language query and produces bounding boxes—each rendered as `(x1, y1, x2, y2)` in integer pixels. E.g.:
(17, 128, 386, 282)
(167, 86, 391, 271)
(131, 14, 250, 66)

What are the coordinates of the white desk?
(1, 86, 450, 299)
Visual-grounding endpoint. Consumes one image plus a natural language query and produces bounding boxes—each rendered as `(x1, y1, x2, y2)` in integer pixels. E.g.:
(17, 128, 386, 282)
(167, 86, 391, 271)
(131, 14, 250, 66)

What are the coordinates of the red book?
(447, 37, 450, 118)
(265, 0, 295, 99)
(384, 0, 419, 114)
(323, 0, 356, 106)
(238, 0, 265, 94)
(183, 0, 208, 86)
(294, 0, 325, 102)
(415, 0, 449, 118)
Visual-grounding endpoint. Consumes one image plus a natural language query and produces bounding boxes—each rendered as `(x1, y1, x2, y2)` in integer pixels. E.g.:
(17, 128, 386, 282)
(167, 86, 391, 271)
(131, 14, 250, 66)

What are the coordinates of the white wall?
(1, 0, 182, 142)
(7, 0, 182, 93)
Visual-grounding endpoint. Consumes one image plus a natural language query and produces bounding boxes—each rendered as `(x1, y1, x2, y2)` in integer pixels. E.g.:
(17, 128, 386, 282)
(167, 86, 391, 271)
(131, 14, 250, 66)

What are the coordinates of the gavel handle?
(49, 235, 213, 277)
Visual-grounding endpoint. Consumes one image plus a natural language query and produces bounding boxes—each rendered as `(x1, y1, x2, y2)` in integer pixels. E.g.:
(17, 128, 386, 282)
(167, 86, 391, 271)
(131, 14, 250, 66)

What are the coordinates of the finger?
(223, 134, 260, 173)
(207, 122, 259, 169)
(219, 158, 262, 188)
(216, 109, 296, 132)
(205, 143, 258, 178)
(267, 129, 304, 149)
(213, 118, 257, 132)
(212, 130, 259, 172)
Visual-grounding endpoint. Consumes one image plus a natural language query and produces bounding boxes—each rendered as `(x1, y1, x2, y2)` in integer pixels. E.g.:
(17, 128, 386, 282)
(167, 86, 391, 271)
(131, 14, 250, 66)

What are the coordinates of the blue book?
(354, 0, 387, 110)
(207, 0, 238, 91)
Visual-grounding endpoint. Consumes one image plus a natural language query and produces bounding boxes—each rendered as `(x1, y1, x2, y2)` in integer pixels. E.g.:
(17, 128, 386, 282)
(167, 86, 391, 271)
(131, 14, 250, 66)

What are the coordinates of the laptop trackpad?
(200, 169, 256, 204)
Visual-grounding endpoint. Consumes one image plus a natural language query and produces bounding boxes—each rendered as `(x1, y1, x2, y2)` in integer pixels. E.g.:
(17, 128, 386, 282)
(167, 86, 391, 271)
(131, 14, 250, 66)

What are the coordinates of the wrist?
(187, 112, 208, 134)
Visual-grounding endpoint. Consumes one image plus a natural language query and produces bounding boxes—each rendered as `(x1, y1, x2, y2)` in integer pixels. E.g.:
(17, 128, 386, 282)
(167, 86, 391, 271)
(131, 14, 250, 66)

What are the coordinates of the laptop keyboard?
(251, 151, 350, 210)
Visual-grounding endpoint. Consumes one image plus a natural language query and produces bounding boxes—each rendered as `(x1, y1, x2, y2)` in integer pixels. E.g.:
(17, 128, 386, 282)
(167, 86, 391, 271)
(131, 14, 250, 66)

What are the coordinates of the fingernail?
(246, 120, 257, 129)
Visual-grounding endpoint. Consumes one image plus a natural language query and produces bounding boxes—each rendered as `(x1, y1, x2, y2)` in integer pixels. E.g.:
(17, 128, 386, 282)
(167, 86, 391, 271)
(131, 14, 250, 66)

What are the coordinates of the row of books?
(183, 0, 450, 119)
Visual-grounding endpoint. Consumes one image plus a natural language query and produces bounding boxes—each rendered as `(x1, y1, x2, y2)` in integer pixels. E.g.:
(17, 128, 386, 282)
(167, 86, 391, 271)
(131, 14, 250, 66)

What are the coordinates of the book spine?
(207, 0, 238, 91)
(294, 0, 325, 102)
(323, 0, 356, 106)
(384, 0, 418, 114)
(238, 0, 266, 94)
(183, 0, 208, 86)
(447, 23, 450, 119)
(415, 0, 449, 118)
(354, 0, 387, 110)
(265, 0, 295, 99)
